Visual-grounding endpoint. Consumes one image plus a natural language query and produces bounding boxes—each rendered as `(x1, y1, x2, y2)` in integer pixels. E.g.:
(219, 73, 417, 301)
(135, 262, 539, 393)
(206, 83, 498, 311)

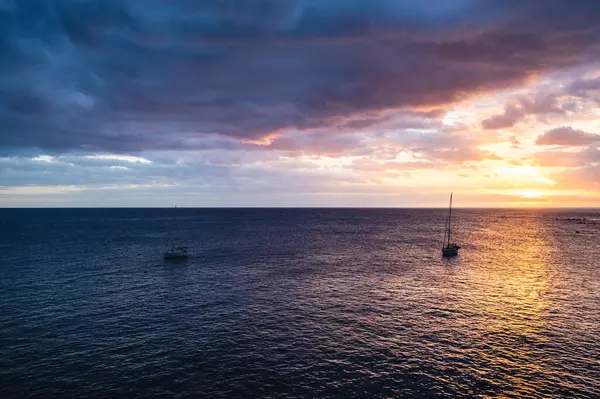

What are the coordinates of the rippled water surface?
(1, 208, 599, 398)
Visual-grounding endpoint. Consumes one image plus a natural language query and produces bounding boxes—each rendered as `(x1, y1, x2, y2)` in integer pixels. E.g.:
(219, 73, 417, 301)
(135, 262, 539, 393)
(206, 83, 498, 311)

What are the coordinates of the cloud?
(551, 164, 600, 190)
(529, 146, 600, 167)
(0, 153, 230, 188)
(535, 126, 600, 146)
(481, 70, 600, 131)
(527, 144, 600, 191)
(481, 104, 524, 130)
(568, 77, 600, 98)
(1, 1, 600, 154)
(0, 120, 500, 193)
(509, 135, 520, 148)
(481, 93, 566, 130)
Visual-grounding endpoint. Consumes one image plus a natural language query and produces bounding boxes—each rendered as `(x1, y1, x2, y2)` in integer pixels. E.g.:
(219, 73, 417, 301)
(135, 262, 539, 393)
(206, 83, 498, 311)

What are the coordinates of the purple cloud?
(481, 93, 566, 130)
(0, 0, 599, 155)
(530, 146, 600, 167)
(481, 104, 524, 130)
(536, 127, 600, 146)
(568, 77, 600, 98)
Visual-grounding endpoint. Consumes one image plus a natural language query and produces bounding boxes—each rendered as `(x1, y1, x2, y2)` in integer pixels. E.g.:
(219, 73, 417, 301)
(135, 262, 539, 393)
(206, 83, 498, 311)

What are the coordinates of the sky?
(1, 0, 600, 207)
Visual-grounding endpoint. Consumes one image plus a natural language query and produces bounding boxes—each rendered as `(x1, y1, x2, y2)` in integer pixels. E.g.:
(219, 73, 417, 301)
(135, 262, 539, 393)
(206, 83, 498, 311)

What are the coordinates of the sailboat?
(164, 232, 189, 260)
(442, 193, 461, 257)
(164, 245, 189, 260)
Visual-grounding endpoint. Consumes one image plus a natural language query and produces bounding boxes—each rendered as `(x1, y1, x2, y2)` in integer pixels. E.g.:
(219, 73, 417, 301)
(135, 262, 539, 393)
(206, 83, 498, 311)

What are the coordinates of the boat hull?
(165, 253, 188, 259)
(442, 246, 459, 257)
(164, 249, 189, 259)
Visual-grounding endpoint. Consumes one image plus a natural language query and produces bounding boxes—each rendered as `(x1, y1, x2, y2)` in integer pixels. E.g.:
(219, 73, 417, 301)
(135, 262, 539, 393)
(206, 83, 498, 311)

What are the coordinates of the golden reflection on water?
(463, 213, 557, 394)
(300, 211, 591, 396)
(469, 215, 553, 336)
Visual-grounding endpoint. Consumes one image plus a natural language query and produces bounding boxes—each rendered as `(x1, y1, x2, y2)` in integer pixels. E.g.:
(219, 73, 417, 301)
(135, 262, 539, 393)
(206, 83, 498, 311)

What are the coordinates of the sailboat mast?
(447, 193, 453, 246)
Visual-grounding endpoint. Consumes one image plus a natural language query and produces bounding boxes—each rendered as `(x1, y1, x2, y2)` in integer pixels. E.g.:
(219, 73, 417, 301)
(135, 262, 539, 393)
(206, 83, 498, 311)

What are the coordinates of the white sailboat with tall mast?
(442, 193, 460, 257)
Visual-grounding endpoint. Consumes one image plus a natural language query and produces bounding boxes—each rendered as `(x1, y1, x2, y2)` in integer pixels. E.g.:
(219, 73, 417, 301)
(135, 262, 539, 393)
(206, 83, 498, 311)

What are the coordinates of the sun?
(517, 190, 545, 199)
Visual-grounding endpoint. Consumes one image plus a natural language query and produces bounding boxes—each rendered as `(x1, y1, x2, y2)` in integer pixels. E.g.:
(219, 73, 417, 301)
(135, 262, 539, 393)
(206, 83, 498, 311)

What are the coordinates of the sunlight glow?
(494, 166, 557, 187)
(515, 190, 545, 199)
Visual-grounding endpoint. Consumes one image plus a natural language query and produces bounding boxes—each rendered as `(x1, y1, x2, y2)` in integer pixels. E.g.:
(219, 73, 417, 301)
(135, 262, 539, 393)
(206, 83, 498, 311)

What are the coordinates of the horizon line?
(1, 206, 599, 210)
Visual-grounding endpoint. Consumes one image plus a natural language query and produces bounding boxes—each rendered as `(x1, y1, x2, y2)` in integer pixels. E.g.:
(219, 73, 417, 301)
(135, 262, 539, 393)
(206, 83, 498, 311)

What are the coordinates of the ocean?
(0, 208, 599, 398)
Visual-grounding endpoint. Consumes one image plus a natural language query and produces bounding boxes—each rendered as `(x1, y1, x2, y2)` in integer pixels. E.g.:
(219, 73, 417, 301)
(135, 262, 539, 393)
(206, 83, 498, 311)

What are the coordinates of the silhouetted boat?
(165, 246, 189, 260)
(442, 193, 460, 257)
(164, 232, 189, 260)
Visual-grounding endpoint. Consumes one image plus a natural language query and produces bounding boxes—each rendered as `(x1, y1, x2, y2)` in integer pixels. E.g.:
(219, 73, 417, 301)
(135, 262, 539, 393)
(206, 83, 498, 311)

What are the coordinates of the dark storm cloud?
(1, 0, 600, 153)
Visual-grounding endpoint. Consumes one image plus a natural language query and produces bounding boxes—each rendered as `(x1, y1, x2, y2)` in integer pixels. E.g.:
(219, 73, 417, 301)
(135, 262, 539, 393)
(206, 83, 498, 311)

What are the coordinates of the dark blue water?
(1, 208, 599, 398)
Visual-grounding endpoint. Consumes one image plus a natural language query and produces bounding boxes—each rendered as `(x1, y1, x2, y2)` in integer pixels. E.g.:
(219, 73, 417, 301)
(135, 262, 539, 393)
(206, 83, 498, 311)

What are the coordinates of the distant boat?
(164, 233, 188, 260)
(442, 193, 461, 257)
(165, 246, 189, 260)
